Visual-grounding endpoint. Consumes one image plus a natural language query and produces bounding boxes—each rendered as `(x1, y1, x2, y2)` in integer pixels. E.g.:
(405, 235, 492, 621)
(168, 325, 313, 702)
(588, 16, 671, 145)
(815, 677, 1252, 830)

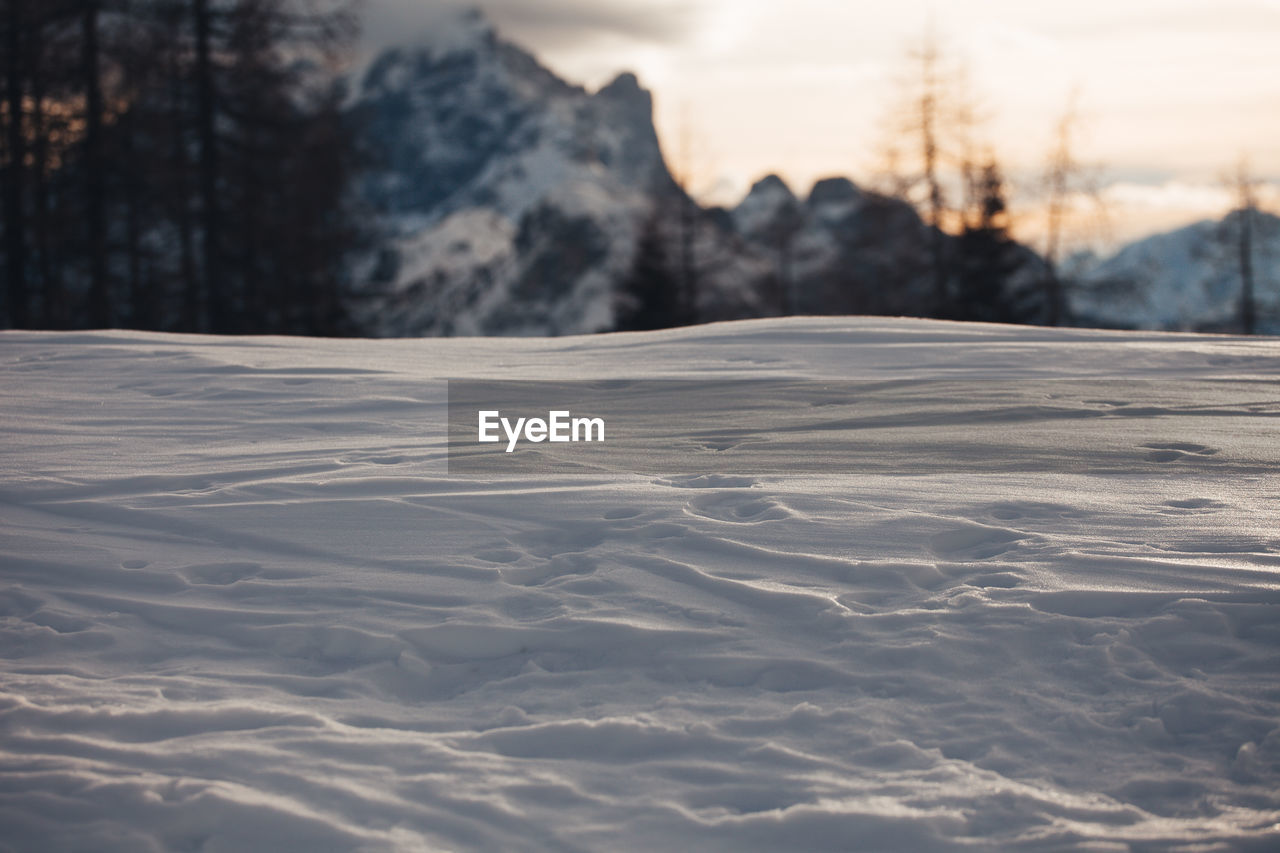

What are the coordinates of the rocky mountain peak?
(596, 72, 646, 105)
(807, 177, 861, 209)
(732, 174, 798, 240)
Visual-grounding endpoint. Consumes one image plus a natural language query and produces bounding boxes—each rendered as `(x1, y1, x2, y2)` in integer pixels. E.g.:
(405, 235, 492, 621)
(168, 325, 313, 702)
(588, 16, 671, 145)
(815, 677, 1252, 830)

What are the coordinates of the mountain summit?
(349, 8, 771, 335)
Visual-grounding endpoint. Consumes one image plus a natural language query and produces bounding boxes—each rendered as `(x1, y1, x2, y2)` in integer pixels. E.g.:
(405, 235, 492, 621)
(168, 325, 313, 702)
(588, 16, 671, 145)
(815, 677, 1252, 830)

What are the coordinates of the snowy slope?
(3, 318, 1280, 851)
(1075, 210, 1280, 333)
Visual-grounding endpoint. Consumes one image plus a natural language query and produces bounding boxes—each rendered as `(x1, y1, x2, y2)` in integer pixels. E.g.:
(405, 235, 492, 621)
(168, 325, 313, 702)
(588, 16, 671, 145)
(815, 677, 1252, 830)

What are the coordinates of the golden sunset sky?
(366, 0, 1280, 250)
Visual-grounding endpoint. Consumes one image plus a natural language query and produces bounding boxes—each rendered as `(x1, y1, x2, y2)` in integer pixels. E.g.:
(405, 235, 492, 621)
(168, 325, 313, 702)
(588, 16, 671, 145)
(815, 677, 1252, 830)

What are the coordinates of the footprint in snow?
(1161, 497, 1226, 512)
(181, 562, 262, 585)
(1142, 442, 1220, 463)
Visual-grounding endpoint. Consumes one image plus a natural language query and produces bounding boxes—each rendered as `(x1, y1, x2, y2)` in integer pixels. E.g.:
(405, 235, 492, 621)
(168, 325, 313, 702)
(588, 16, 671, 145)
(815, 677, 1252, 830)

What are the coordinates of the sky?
(363, 0, 1280, 249)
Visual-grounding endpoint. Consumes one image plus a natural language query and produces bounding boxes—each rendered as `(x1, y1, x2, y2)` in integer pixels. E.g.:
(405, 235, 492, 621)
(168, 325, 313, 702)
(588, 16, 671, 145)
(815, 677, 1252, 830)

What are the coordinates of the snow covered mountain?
(1074, 209, 1280, 333)
(348, 9, 773, 336)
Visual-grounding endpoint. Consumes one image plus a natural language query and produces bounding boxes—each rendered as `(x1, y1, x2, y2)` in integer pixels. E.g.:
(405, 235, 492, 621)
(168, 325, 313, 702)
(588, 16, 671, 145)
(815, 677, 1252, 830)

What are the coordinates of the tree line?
(619, 28, 1272, 335)
(0, 0, 362, 334)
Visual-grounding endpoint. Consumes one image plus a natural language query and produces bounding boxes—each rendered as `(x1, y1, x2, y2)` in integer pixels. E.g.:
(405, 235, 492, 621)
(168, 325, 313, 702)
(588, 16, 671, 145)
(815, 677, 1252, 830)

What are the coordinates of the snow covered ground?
(2, 317, 1279, 851)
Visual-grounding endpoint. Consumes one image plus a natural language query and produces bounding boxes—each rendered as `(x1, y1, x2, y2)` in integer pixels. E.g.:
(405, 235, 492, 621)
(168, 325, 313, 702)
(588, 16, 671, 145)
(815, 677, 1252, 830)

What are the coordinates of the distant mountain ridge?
(1075, 209, 1280, 334)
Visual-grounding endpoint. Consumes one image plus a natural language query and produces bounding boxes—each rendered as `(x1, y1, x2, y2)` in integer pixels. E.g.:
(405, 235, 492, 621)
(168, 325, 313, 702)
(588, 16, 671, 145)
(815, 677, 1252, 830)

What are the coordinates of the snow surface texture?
(2, 317, 1280, 851)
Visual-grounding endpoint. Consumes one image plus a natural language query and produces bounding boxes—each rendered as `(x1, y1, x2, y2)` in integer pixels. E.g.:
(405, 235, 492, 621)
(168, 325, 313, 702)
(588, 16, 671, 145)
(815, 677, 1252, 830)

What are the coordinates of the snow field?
(2, 318, 1279, 851)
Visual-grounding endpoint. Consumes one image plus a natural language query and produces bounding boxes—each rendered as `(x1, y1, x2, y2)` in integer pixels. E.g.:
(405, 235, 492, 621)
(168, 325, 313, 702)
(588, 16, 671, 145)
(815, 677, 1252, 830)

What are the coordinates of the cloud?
(483, 0, 698, 47)
(1101, 180, 1233, 212)
(361, 1, 698, 56)
(1034, 1, 1280, 39)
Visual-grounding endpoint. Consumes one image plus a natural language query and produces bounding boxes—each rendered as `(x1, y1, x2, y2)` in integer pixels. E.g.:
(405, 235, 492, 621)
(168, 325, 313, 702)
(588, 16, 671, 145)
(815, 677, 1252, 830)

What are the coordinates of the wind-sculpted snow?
(2, 318, 1280, 851)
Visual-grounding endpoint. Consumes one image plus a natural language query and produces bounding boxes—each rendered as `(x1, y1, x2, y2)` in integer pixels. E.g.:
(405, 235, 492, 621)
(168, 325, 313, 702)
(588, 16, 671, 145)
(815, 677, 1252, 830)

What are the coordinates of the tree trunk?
(924, 111, 948, 315)
(123, 107, 147, 328)
(678, 193, 696, 325)
(1043, 261, 1063, 328)
(1239, 207, 1255, 335)
(83, 0, 109, 327)
(195, 0, 221, 331)
(30, 12, 60, 327)
(117, 25, 146, 329)
(164, 41, 198, 332)
(4, 0, 28, 328)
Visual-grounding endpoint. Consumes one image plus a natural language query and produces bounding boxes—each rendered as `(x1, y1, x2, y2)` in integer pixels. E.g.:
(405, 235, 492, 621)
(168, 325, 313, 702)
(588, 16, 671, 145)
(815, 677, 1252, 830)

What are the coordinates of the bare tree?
(878, 25, 981, 316)
(1040, 100, 1076, 325)
(904, 27, 947, 312)
(1038, 92, 1107, 326)
(1225, 156, 1261, 334)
